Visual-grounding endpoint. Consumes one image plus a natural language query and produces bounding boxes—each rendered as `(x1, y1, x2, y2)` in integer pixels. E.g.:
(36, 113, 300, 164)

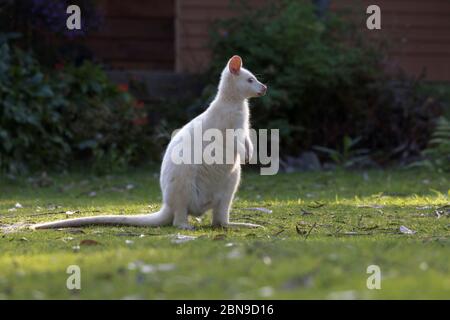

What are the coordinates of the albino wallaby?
(33, 55, 267, 230)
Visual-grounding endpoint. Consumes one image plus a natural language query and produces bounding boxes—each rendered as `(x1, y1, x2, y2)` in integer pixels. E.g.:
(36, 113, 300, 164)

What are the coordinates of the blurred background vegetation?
(0, 0, 449, 174)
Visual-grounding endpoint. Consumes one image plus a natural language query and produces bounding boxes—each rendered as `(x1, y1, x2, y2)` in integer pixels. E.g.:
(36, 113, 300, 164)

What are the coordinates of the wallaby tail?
(32, 207, 172, 229)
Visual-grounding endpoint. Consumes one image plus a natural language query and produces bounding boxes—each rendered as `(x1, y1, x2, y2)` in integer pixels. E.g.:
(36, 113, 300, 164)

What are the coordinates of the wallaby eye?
(247, 78, 254, 83)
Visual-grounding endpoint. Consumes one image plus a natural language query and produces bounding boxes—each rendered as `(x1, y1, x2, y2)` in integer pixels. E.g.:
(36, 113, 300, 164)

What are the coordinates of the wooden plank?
(390, 45, 450, 55)
(379, 27, 450, 38)
(335, 12, 450, 28)
(378, 12, 450, 28)
(178, 49, 211, 73)
(91, 17, 174, 40)
(81, 1, 176, 71)
(179, 36, 209, 49)
(107, 60, 174, 71)
(390, 56, 450, 81)
(333, 0, 450, 9)
(180, 8, 247, 21)
(182, 0, 270, 9)
(176, 0, 450, 81)
(180, 21, 209, 37)
(98, 0, 174, 18)
(85, 39, 174, 61)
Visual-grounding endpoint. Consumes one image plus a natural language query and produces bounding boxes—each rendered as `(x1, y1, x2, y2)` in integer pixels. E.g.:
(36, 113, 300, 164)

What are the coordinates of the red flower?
(118, 83, 129, 92)
(54, 63, 65, 70)
(132, 117, 148, 126)
(134, 100, 145, 109)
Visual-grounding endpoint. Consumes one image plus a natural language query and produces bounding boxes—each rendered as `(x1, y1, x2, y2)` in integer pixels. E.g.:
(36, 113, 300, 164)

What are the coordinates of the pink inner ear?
(229, 56, 242, 75)
(230, 66, 239, 75)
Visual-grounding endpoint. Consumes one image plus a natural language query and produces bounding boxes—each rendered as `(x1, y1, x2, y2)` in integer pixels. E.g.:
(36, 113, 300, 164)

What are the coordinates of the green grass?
(0, 168, 449, 299)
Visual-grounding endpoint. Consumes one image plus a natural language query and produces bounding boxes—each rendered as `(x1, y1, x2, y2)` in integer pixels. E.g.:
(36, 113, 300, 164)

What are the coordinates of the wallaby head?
(218, 55, 267, 100)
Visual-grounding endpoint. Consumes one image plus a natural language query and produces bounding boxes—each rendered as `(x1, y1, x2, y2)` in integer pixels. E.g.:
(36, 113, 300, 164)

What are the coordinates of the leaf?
(244, 207, 272, 214)
(57, 228, 85, 234)
(259, 286, 274, 297)
(115, 232, 142, 237)
(308, 201, 325, 209)
(226, 248, 243, 259)
(357, 204, 384, 209)
(80, 239, 101, 246)
(78, 139, 98, 150)
(35, 85, 54, 98)
(399, 225, 416, 235)
(171, 234, 197, 244)
(213, 234, 227, 241)
(128, 262, 175, 274)
(313, 146, 339, 156)
(295, 223, 307, 235)
(282, 274, 314, 290)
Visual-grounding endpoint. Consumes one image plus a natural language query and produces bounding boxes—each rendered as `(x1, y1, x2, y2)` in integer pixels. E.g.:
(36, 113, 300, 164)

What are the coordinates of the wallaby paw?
(175, 223, 195, 230)
(211, 223, 227, 229)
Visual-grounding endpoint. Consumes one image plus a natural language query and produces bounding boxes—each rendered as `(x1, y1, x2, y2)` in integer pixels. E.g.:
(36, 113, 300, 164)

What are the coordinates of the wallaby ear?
(228, 55, 242, 75)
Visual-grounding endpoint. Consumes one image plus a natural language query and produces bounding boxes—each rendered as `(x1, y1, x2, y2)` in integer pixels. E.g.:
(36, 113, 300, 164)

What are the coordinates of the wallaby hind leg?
(211, 169, 238, 227)
(211, 167, 261, 228)
(164, 181, 194, 230)
(172, 208, 193, 230)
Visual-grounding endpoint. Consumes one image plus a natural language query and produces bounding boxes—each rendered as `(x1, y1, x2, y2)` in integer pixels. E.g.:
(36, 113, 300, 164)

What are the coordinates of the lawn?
(0, 168, 449, 299)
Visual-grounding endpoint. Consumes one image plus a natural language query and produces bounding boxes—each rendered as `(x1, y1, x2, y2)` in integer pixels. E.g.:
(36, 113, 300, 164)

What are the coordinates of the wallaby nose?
(261, 84, 267, 94)
(258, 84, 267, 96)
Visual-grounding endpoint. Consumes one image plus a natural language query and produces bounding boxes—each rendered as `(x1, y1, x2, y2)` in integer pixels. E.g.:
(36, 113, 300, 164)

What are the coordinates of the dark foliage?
(0, 35, 154, 174)
(202, 0, 443, 164)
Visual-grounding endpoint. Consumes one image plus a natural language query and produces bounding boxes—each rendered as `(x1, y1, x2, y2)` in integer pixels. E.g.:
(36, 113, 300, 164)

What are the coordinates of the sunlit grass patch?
(0, 168, 449, 299)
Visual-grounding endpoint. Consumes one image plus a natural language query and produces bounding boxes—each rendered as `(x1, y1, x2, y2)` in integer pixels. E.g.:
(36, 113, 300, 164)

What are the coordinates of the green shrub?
(54, 62, 153, 173)
(0, 35, 152, 173)
(204, 0, 443, 162)
(421, 117, 450, 172)
(0, 36, 70, 172)
(314, 135, 371, 168)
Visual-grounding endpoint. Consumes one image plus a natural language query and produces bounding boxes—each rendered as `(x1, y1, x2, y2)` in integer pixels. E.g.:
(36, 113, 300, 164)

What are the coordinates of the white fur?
(33, 56, 267, 230)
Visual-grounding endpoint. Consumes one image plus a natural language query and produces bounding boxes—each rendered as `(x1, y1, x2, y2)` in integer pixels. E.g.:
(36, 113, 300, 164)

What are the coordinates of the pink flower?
(54, 63, 65, 70)
(134, 100, 145, 109)
(118, 84, 129, 92)
(132, 117, 148, 126)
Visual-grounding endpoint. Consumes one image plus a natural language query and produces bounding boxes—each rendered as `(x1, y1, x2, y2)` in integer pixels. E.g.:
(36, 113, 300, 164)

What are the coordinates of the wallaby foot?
(175, 223, 195, 230)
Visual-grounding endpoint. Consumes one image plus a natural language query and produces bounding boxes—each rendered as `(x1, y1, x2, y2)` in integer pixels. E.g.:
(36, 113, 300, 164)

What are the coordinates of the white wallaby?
(33, 55, 267, 230)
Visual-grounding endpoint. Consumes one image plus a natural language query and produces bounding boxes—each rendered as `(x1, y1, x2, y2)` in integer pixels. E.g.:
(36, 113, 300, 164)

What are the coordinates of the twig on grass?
(304, 222, 317, 240)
